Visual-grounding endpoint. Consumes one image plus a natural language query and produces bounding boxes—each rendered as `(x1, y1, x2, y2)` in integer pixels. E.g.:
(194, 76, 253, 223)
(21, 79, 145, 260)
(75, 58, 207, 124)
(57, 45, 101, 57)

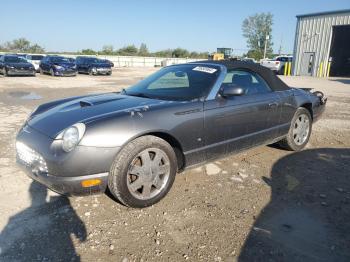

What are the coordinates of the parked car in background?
(241, 57, 257, 64)
(16, 61, 326, 208)
(76, 56, 112, 75)
(0, 55, 36, 76)
(15, 53, 27, 58)
(260, 56, 293, 74)
(39, 55, 77, 76)
(101, 59, 114, 67)
(26, 54, 45, 72)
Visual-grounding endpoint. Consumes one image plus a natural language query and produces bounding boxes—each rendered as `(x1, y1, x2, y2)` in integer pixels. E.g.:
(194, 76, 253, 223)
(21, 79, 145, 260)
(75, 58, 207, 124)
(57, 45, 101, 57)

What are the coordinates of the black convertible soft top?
(193, 60, 290, 91)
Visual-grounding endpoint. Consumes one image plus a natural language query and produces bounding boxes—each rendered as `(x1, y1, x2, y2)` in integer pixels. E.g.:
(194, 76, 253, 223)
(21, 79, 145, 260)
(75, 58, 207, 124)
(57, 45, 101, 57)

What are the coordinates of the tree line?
(80, 44, 209, 58)
(1, 14, 278, 61)
(0, 38, 45, 53)
(0, 38, 209, 58)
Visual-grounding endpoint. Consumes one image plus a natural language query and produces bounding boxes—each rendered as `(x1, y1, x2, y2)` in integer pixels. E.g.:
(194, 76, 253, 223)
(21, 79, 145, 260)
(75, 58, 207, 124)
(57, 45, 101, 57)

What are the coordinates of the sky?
(1, 0, 349, 55)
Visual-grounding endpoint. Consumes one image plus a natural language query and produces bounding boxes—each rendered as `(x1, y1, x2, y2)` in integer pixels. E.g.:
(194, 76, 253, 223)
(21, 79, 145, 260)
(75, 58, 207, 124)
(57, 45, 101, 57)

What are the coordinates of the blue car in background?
(76, 56, 112, 75)
(39, 55, 77, 76)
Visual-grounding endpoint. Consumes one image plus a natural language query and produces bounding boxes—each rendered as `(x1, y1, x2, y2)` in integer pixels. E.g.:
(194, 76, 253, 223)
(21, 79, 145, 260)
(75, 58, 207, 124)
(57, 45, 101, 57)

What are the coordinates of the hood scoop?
(79, 96, 125, 108)
(80, 100, 93, 107)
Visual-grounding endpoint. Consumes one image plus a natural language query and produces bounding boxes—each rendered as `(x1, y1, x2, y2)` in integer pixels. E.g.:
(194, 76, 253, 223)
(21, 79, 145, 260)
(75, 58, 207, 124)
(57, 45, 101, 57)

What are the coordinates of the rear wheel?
(108, 135, 177, 208)
(278, 107, 312, 151)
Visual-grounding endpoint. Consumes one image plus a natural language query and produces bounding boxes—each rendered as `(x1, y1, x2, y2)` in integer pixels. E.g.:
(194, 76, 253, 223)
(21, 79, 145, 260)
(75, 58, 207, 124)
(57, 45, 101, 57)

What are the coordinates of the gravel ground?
(0, 69, 349, 261)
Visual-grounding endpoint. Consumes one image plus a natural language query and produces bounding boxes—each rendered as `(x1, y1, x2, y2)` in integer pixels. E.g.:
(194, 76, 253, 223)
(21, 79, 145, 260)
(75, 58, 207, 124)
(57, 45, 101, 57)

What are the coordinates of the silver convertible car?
(16, 61, 326, 208)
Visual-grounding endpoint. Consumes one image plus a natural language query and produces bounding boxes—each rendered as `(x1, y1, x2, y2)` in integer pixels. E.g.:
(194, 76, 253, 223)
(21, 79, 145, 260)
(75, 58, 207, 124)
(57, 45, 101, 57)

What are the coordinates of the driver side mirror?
(220, 84, 245, 97)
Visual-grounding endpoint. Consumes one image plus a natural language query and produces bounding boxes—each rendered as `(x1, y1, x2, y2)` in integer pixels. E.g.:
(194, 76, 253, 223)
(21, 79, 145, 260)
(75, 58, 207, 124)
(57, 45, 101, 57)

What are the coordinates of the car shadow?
(0, 181, 87, 261)
(238, 148, 350, 262)
(329, 78, 350, 85)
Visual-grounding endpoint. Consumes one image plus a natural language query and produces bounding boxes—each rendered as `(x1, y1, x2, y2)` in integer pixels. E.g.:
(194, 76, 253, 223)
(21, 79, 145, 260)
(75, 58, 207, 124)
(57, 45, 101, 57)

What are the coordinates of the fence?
(0, 52, 204, 68)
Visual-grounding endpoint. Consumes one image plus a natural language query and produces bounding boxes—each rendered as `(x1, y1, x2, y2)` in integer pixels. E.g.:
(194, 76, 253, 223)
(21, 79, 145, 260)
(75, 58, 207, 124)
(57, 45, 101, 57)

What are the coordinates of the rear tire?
(278, 107, 312, 151)
(108, 135, 177, 208)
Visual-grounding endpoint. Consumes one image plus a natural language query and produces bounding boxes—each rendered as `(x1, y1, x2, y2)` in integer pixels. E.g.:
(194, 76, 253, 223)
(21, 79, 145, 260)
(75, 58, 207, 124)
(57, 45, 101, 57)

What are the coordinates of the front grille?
(16, 141, 48, 173)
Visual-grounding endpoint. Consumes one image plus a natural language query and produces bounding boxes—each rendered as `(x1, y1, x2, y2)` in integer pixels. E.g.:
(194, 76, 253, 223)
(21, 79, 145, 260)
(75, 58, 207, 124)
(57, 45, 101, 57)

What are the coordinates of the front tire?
(108, 135, 177, 208)
(278, 107, 312, 151)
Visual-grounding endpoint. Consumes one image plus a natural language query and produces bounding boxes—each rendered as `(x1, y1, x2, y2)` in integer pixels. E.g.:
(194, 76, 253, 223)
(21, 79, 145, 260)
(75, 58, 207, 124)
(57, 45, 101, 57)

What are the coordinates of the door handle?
(268, 102, 279, 107)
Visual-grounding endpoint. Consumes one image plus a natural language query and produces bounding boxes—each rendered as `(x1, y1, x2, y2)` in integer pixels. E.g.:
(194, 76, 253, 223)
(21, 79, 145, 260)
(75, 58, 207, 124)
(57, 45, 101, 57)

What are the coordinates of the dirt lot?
(0, 69, 349, 261)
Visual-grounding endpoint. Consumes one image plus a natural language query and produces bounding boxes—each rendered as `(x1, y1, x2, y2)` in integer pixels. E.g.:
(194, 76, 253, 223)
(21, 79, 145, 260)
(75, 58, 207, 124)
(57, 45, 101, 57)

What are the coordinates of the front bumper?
(16, 124, 120, 195)
(54, 68, 77, 76)
(8, 68, 35, 76)
(94, 67, 112, 75)
(18, 162, 108, 195)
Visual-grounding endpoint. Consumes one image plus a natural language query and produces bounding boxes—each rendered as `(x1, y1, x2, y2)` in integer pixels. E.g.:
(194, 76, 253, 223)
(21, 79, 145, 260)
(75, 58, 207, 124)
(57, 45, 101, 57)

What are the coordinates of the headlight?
(59, 123, 86, 152)
(54, 65, 63, 70)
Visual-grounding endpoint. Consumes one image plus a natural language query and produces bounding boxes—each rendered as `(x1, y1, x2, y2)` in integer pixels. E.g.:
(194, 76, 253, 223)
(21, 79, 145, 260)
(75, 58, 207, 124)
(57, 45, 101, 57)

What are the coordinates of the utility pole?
(263, 34, 269, 59)
(278, 35, 283, 55)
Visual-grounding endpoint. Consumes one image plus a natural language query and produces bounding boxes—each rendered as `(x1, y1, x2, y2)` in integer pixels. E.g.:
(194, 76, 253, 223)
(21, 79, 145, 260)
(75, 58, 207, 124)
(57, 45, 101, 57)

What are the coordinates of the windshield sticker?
(192, 66, 217, 74)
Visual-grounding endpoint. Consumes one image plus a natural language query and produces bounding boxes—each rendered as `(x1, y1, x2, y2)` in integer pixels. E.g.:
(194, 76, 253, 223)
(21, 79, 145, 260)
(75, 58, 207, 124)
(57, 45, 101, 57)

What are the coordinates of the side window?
(148, 71, 189, 89)
(225, 70, 272, 95)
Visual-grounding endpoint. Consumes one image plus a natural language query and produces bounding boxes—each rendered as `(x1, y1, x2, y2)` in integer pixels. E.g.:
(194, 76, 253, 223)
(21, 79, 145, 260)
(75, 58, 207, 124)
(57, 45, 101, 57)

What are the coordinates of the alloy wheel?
(292, 113, 310, 145)
(126, 148, 170, 200)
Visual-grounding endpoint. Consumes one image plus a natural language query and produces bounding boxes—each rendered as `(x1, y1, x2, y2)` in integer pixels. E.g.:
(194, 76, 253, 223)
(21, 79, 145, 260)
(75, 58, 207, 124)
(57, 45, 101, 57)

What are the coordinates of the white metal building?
(292, 9, 350, 77)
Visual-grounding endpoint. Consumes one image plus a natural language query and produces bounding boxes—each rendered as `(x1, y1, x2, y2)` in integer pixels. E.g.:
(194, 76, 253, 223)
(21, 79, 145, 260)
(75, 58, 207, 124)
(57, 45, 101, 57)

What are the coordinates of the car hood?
(53, 62, 76, 68)
(27, 93, 170, 138)
(6, 62, 33, 68)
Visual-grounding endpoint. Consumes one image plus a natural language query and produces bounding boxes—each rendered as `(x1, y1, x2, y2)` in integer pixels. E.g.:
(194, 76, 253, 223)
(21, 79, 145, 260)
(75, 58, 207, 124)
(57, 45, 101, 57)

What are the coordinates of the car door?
(204, 69, 281, 160)
(0, 56, 4, 71)
(76, 57, 82, 72)
(41, 57, 49, 72)
(81, 58, 88, 72)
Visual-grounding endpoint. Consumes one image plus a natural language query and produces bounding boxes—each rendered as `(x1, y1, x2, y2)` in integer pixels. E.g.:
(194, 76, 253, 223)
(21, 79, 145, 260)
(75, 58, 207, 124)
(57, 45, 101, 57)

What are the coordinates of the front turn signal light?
(81, 179, 101, 188)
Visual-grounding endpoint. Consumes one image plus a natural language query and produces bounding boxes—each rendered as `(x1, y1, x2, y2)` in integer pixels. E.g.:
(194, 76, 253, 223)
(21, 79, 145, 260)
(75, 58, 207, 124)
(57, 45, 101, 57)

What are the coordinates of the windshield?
(87, 58, 100, 63)
(31, 55, 44, 61)
(125, 64, 220, 101)
(4, 56, 27, 63)
(51, 57, 72, 63)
